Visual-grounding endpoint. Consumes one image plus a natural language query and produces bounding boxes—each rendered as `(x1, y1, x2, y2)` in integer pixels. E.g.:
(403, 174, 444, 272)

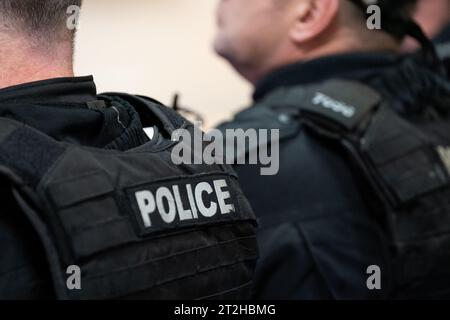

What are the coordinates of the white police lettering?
(437, 146, 450, 175)
(312, 92, 356, 118)
(135, 179, 234, 228)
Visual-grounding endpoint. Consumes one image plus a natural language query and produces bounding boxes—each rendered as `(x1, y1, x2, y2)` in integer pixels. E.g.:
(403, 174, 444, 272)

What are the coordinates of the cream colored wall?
(74, 0, 251, 128)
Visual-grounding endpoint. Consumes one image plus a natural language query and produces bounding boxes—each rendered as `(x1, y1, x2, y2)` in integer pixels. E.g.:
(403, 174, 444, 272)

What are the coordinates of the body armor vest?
(257, 79, 450, 298)
(0, 95, 258, 300)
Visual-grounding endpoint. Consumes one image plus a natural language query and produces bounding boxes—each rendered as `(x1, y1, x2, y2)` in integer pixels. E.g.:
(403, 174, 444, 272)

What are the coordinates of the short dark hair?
(0, 0, 82, 44)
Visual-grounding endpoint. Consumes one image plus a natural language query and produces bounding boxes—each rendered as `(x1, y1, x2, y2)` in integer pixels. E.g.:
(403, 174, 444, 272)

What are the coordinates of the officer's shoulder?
(218, 78, 382, 142)
(101, 92, 188, 132)
(217, 103, 301, 142)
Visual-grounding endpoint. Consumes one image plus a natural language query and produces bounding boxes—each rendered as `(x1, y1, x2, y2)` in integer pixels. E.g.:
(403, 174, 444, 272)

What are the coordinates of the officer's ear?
(289, 0, 340, 45)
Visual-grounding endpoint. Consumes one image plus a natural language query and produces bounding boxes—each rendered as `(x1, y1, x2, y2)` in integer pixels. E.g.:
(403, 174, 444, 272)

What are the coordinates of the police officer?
(215, 0, 450, 299)
(0, 0, 258, 299)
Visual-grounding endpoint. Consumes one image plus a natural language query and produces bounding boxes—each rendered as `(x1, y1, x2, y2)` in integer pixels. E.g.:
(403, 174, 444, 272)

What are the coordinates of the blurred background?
(74, 0, 251, 128)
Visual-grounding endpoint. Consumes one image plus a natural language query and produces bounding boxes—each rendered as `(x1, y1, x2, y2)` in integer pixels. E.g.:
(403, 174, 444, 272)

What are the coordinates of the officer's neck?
(0, 34, 74, 89)
(244, 31, 400, 86)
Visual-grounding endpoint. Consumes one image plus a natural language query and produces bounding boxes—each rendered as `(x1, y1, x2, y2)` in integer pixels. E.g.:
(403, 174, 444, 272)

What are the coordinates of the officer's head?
(0, 0, 82, 88)
(214, 0, 418, 83)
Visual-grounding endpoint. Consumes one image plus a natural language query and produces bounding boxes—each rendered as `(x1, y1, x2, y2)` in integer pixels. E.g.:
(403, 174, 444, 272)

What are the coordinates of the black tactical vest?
(0, 94, 258, 300)
(256, 79, 450, 298)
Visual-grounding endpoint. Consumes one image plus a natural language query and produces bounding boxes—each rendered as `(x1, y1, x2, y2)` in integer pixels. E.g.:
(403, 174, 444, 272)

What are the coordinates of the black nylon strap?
(264, 80, 382, 131)
(101, 92, 186, 134)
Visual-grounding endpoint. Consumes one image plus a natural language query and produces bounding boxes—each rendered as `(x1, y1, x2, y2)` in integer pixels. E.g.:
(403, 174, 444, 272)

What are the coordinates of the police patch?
(126, 174, 240, 236)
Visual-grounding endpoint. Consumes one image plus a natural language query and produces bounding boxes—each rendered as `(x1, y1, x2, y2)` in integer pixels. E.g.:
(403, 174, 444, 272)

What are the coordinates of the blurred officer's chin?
(213, 0, 251, 73)
(213, 30, 231, 59)
(213, 24, 241, 67)
(214, 31, 253, 84)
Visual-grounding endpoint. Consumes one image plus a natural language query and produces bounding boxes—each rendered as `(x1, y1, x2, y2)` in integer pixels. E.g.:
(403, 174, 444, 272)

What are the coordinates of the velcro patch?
(300, 80, 382, 130)
(126, 174, 242, 236)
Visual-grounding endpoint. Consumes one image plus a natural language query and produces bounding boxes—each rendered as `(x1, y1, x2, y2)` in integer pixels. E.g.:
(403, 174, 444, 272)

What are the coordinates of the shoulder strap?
(262, 80, 382, 132)
(262, 80, 396, 207)
(262, 79, 450, 207)
(100, 92, 188, 135)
